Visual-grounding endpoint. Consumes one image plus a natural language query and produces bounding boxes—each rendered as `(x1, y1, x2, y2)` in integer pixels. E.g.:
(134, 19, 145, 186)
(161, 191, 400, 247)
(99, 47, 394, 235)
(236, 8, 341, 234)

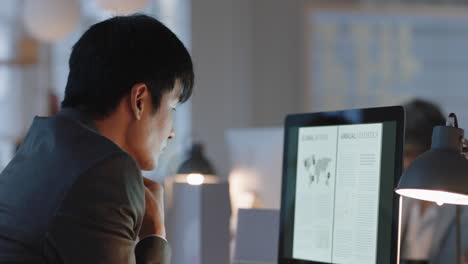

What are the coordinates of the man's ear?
(130, 83, 148, 120)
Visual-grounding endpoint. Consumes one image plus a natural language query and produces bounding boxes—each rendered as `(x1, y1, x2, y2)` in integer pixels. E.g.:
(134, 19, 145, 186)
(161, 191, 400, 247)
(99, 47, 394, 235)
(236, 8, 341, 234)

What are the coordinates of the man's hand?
(139, 177, 166, 239)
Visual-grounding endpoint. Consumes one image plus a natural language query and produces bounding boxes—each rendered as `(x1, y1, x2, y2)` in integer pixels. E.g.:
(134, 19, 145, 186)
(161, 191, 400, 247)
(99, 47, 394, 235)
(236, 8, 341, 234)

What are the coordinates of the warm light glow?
(396, 189, 468, 205)
(236, 191, 256, 209)
(229, 168, 260, 209)
(186, 173, 205, 185)
(174, 174, 218, 184)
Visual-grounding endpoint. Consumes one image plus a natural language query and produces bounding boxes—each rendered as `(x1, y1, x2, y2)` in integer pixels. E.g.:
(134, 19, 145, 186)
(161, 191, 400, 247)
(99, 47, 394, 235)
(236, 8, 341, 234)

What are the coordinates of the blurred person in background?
(0, 14, 193, 264)
(401, 99, 468, 264)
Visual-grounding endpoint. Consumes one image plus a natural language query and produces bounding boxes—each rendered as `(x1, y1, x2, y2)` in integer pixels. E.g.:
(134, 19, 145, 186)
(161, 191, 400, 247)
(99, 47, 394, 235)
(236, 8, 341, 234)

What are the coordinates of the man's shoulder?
(0, 116, 144, 254)
(49, 114, 123, 154)
(4, 114, 143, 203)
(79, 151, 142, 184)
(56, 148, 146, 237)
(65, 150, 144, 205)
(21, 115, 133, 170)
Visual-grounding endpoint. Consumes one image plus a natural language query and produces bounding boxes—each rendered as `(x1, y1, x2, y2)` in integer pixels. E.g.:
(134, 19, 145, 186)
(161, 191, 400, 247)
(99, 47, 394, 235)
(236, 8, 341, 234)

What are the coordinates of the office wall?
(192, 0, 249, 179)
(250, 0, 303, 126)
(191, 0, 307, 179)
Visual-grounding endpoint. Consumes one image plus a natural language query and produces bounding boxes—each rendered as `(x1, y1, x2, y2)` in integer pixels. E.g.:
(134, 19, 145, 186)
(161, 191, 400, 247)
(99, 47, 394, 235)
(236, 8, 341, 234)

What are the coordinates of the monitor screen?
(279, 106, 404, 264)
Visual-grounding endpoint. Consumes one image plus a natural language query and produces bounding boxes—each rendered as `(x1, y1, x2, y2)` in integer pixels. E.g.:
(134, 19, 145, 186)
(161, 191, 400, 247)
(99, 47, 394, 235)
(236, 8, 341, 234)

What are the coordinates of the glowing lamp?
(395, 113, 468, 264)
(186, 173, 204, 185)
(176, 143, 218, 185)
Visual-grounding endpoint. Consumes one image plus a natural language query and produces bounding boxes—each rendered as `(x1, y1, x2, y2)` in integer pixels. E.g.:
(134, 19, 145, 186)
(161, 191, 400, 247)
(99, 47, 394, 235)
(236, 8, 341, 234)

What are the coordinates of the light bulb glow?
(396, 189, 468, 205)
(187, 173, 205, 185)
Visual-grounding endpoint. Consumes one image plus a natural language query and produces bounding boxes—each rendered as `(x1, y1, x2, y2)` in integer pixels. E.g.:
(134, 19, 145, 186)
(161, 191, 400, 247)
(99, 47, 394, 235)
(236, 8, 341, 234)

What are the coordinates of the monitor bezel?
(278, 106, 405, 264)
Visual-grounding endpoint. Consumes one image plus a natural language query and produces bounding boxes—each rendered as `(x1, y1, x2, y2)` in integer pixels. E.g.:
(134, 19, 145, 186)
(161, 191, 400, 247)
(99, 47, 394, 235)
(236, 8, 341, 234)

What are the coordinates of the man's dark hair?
(61, 14, 194, 118)
(404, 99, 446, 153)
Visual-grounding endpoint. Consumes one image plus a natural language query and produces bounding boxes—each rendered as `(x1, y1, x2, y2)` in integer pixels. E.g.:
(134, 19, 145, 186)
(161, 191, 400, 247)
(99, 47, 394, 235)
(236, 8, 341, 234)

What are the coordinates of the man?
(0, 14, 193, 263)
(400, 99, 468, 264)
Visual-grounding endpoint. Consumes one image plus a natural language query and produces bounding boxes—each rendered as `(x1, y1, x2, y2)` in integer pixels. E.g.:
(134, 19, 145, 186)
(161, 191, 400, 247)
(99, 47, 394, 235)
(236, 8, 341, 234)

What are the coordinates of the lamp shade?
(176, 143, 217, 185)
(396, 125, 468, 205)
(95, 0, 149, 14)
(177, 143, 216, 175)
(23, 0, 80, 43)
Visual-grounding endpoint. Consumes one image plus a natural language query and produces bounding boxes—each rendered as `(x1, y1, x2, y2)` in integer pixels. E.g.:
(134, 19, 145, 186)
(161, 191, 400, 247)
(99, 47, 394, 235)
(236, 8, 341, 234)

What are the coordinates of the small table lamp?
(395, 113, 468, 264)
(175, 143, 218, 185)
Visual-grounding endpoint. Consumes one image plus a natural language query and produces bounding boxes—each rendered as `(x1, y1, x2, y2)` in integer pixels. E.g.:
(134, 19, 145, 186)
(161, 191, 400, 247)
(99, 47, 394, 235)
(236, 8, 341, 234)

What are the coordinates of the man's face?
(128, 81, 181, 171)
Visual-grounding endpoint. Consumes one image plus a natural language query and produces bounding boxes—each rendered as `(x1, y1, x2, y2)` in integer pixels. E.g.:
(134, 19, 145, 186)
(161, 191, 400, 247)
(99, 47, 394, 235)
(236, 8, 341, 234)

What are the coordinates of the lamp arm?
(463, 138, 468, 155)
(456, 205, 461, 264)
(448, 113, 459, 128)
(448, 113, 464, 263)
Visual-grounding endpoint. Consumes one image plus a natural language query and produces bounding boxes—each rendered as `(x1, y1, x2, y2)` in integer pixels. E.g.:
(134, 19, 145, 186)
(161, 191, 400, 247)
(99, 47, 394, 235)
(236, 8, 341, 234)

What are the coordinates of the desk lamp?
(176, 143, 218, 185)
(396, 113, 468, 264)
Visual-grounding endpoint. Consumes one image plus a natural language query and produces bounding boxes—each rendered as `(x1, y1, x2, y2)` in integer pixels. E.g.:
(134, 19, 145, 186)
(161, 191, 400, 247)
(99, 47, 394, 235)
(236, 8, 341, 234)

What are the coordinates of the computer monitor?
(278, 106, 404, 264)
